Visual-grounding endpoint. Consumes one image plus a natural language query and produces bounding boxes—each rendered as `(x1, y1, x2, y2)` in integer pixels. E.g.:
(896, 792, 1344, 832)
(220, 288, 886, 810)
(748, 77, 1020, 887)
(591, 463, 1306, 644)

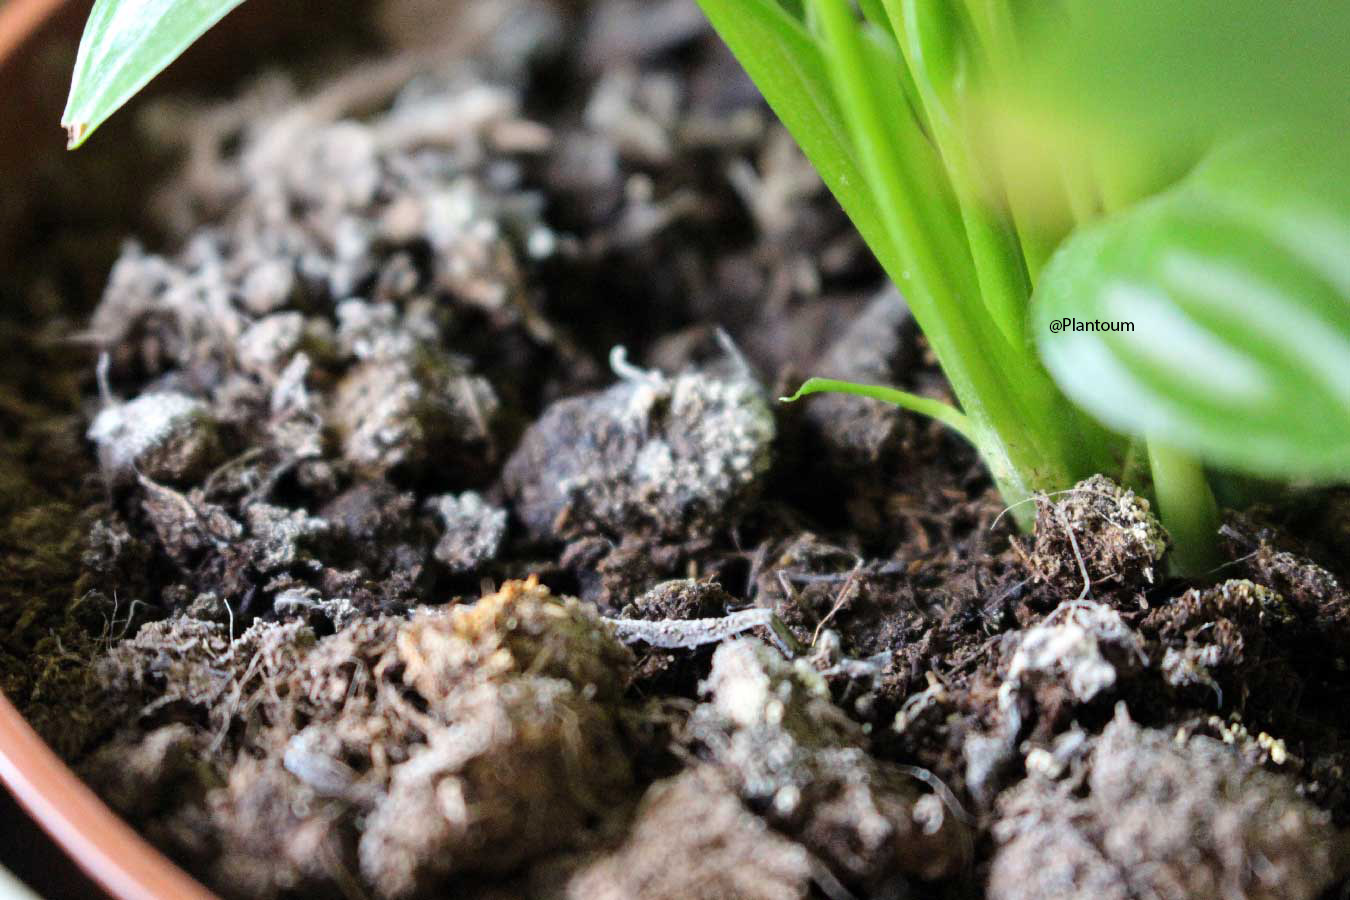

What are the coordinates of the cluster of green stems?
(753, 0, 1219, 571)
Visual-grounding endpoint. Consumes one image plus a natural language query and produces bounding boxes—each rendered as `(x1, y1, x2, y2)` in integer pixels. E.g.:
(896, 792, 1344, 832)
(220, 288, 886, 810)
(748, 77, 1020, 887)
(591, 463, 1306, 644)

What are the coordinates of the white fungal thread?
(605, 607, 809, 657)
(608, 345, 665, 386)
(605, 607, 777, 649)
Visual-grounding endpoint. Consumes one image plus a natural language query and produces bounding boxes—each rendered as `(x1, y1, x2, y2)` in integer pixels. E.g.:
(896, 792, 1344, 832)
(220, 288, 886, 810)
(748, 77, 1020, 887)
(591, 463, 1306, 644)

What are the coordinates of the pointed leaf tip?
(62, 0, 247, 150)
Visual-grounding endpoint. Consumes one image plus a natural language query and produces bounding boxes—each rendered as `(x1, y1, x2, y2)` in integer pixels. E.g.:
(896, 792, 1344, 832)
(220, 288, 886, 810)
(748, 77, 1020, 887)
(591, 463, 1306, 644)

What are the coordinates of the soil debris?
(1026, 474, 1170, 597)
(503, 357, 775, 543)
(88, 391, 221, 485)
(989, 706, 1339, 900)
(331, 350, 499, 480)
(688, 638, 969, 887)
(612, 578, 735, 695)
(800, 288, 916, 473)
(426, 491, 508, 574)
(568, 766, 815, 900)
(7, 1, 1350, 897)
(1146, 579, 1296, 706)
(1005, 599, 1148, 704)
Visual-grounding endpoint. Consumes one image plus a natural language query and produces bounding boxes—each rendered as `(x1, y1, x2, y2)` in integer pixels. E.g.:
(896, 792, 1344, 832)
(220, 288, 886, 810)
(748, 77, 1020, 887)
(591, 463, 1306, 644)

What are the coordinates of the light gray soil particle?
(426, 491, 507, 573)
(331, 353, 498, 478)
(1005, 599, 1148, 703)
(244, 503, 330, 575)
(688, 639, 968, 885)
(503, 362, 775, 541)
(235, 312, 306, 376)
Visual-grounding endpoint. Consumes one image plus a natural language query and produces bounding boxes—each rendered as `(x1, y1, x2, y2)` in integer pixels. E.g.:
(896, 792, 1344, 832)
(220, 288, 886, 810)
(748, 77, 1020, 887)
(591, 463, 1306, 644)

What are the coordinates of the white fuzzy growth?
(701, 639, 828, 730)
(87, 392, 209, 477)
(1008, 600, 1148, 702)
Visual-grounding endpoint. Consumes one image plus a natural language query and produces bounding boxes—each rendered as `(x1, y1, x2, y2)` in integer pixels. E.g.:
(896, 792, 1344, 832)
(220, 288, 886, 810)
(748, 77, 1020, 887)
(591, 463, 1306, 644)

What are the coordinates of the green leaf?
(1022, 0, 1350, 146)
(1034, 138, 1350, 481)
(780, 376, 978, 443)
(62, 0, 247, 148)
(991, 0, 1350, 202)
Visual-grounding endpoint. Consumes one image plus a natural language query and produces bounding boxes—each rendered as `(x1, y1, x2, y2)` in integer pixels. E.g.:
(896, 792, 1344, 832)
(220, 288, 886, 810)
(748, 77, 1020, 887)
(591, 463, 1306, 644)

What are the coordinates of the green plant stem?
(699, 0, 1126, 531)
(781, 378, 980, 443)
(1147, 439, 1221, 576)
(1090, 151, 1222, 576)
(811, 0, 1107, 527)
(955, 0, 1062, 280)
(885, 0, 1032, 351)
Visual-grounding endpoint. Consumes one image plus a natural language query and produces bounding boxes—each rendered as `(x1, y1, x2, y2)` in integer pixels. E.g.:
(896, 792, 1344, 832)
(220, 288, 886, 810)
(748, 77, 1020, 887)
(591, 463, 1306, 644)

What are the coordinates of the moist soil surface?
(4, 2, 1350, 898)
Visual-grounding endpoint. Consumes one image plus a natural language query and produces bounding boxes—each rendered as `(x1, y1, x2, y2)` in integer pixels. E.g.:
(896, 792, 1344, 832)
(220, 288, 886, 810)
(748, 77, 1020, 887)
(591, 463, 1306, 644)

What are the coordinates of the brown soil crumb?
(990, 706, 1339, 900)
(1025, 474, 1170, 597)
(568, 767, 814, 900)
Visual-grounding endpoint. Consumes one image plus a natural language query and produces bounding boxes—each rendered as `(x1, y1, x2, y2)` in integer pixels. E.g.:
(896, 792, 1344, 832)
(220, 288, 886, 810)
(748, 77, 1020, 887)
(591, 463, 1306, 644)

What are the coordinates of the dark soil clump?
(3, 1, 1350, 898)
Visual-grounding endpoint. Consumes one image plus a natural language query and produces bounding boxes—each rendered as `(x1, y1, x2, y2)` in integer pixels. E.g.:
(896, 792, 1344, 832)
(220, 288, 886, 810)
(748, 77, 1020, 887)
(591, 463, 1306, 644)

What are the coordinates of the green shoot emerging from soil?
(693, 0, 1350, 571)
(62, 0, 1350, 574)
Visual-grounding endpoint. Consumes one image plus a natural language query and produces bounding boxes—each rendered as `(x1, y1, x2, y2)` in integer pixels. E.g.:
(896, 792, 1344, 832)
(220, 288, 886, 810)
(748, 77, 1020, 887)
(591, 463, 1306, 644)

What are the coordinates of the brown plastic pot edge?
(0, 1, 219, 897)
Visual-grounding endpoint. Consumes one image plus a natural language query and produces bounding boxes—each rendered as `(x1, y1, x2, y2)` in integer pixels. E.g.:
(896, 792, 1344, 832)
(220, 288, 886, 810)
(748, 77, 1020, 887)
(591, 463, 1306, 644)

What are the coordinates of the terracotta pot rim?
(0, 0, 65, 67)
(0, 694, 216, 900)
(0, 2, 219, 897)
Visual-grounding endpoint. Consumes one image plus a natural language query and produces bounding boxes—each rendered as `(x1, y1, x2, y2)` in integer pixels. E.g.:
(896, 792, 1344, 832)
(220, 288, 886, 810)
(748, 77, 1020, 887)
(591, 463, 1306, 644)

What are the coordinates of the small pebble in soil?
(87, 391, 221, 485)
(503, 355, 775, 541)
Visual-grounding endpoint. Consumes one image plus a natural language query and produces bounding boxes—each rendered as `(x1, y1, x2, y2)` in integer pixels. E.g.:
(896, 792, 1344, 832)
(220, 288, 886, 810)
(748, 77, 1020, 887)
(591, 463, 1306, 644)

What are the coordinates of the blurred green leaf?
(62, 0, 246, 148)
(1034, 137, 1350, 480)
(1000, 0, 1350, 170)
